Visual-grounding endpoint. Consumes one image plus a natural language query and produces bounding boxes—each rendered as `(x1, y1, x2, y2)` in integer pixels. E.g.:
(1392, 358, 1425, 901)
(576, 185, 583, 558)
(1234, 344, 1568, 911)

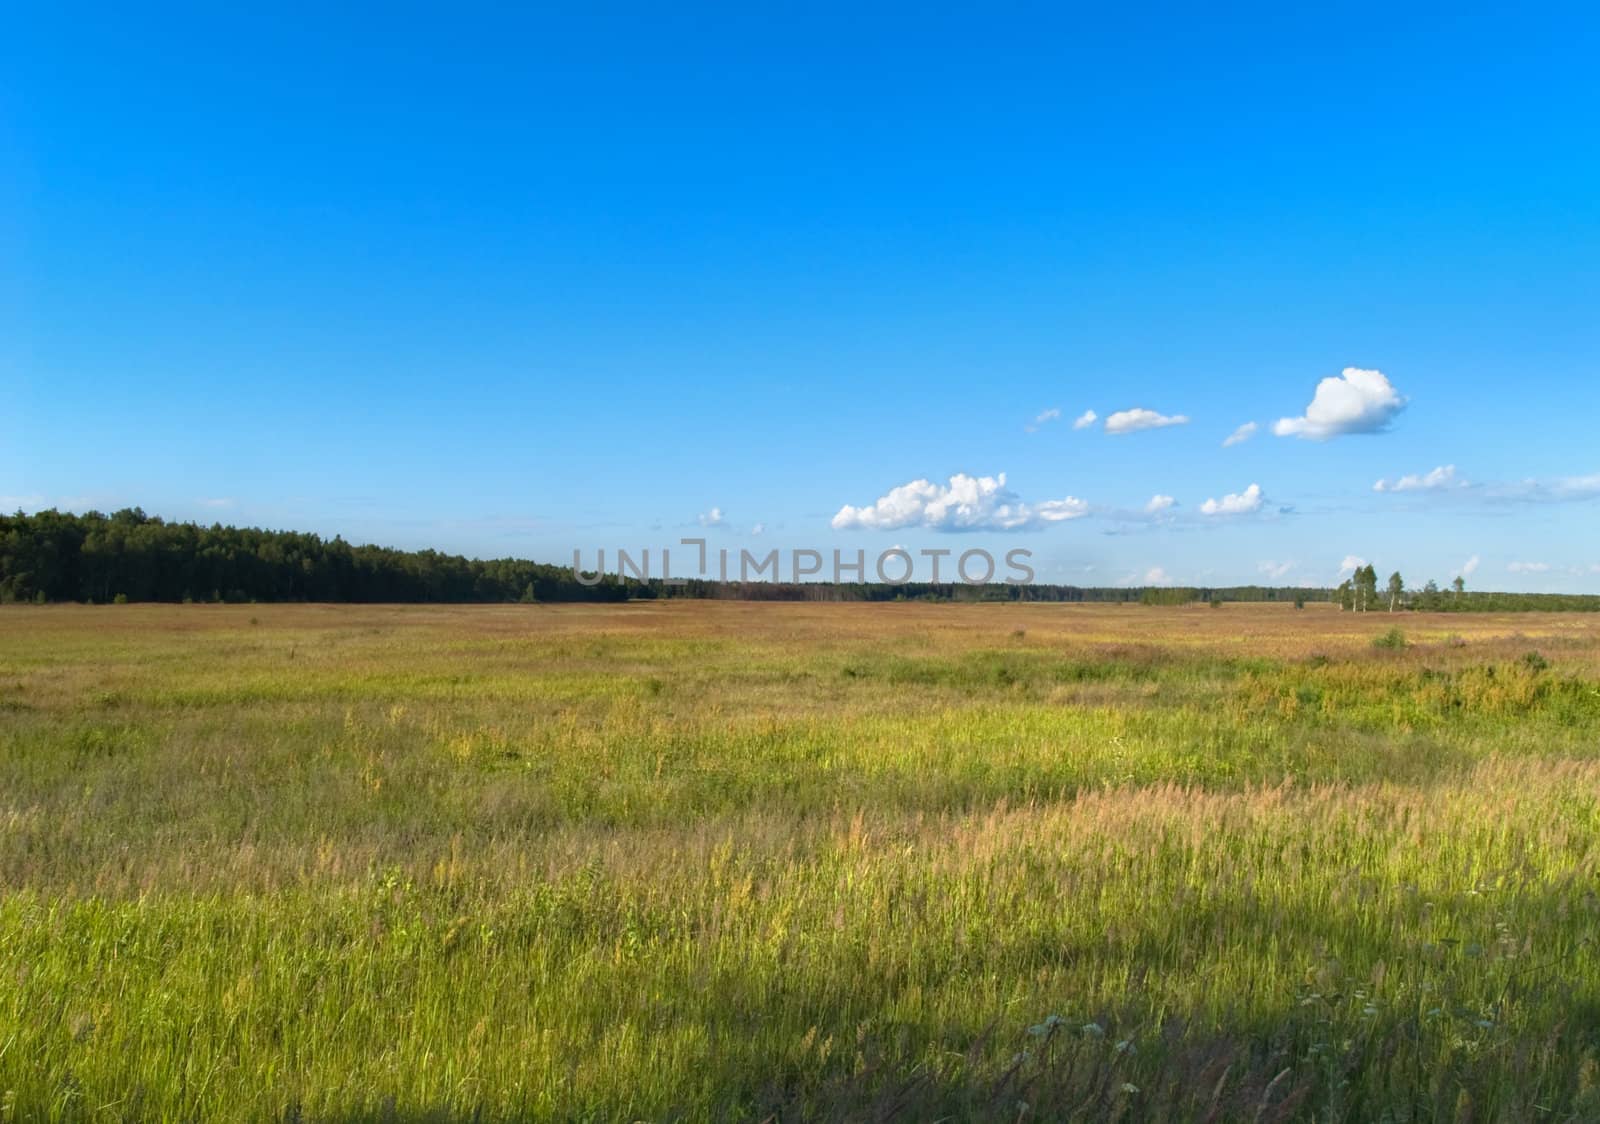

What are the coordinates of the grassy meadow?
(2, 601, 1600, 1121)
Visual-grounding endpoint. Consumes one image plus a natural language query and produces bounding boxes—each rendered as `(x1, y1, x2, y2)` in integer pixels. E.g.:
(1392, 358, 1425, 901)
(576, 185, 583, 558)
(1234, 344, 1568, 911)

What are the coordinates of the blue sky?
(5, 3, 1598, 590)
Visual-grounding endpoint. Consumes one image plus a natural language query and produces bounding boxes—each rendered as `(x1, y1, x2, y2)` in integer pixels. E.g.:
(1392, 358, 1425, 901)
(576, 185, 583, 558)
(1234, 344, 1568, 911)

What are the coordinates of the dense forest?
(2, 509, 1595, 610)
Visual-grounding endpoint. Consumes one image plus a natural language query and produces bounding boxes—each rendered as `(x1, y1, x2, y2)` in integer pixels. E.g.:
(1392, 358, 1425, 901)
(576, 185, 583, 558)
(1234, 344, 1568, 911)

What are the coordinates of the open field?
(3, 601, 1600, 1121)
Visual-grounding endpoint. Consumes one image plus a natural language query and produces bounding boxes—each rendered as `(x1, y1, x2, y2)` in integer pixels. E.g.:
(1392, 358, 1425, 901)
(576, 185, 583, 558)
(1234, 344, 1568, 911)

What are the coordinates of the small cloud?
(1374, 464, 1462, 493)
(1479, 472, 1600, 504)
(1033, 497, 1092, 522)
(1553, 473, 1600, 498)
(1222, 422, 1258, 448)
(1258, 560, 1294, 580)
(1199, 483, 1264, 516)
(1143, 566, 1173, 586)
(1460, 554, 1481, 577)
(1337, 554, 1368, 578)
(750, 522, 765, 536)
(1072, 409, 1098, 430)
(1025, 407, 1062, 433)
(1104, 408, 1190, 435)
(1144, 494, 1176, 514)
(698, 507, 727, 528)
(0, 494, 46, 510)
(197, 497, 234, 509)
(1274, 367, 1406, 440)
(831, 472, 1088, 532)
(1508, 561, 1551, 573)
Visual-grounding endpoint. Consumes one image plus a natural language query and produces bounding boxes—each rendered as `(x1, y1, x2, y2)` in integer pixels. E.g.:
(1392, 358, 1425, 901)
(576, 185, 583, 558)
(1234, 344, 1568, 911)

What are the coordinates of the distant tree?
(1452, 575, 1466, 597)
(1351, 564, 1377, 612)
(1387, 571, 1404, 612)
(1337, 580, 1354, 611)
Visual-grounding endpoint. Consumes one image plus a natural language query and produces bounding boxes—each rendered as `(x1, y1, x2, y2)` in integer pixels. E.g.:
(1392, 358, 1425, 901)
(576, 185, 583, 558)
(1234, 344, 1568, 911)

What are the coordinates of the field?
(3, 601, 1600, 1121)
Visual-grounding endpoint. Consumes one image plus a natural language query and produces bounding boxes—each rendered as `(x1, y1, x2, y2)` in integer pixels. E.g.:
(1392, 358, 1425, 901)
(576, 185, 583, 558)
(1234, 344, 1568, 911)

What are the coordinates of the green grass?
(2, 602, 1599, 1121)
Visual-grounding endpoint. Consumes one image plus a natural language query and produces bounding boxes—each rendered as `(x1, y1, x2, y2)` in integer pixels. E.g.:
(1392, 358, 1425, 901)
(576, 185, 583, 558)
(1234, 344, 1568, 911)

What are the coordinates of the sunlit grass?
(1, 602, 1598, 1120)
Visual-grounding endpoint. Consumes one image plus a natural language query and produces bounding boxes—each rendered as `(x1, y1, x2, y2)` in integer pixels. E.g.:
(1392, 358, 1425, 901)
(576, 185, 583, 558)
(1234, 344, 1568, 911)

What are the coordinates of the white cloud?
(831, 472, 1088, 532)
(1273, 367, 1406, 440)
(1553, 473, 1600, 498)
(1033, 497, 1093, 522)
(1143, 566, 1173, 586)
(1479, 472, 1600, 504)
(1258, 560, 1294, 580)
(197, 497, 234, 509)
(1144, 494, 1176, 514)
(1024, 407, 1061, 434)
(1222, 422, 1258, 448)
(697, 507, 727, 528)
(1508, 561, 1551, 573)
(750, 522, 765, 536)
(1373, 465, 1462, 493)
(1072, 409, 1098, 430)
(1460, 554, 1481, 577)
(1199, 483, 1264, 516)
(1104, 408, 1190, 435)
(1337, 555, 1368, 578)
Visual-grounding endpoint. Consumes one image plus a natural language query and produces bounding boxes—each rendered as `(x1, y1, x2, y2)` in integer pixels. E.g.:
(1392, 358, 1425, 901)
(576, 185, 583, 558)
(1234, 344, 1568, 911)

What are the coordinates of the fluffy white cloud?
(1025, 407, 1061, 433)
(1144, 494, 1176, 514)
(1199, 483, 1264, 516)
(1072, 409, 1098, 430)
(1222, 422, 1258, 448)
(831, 472, 1088, 532)
(1274, 367, 1406, 440)
(1033, 497, 1093, 522)
(1142, 566, 1173, 586)
(1374, 464, 1461, 493)
(1337, 554, 1368, 577)
(1258, 560, 1294, 580)
(1460, 554, 1481, 577)
(698, 507, 727, 527)
(1105, 408, 1190, 435)
(750, 522, 766, 536)
(1508, 561, 1550, 573)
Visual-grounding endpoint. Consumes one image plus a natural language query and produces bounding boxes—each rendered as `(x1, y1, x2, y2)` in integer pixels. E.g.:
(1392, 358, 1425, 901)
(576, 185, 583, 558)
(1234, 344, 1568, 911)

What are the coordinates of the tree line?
(1334, 563, 1599, 613)
(1, 509, 1595, 611)
(0, 508, 631, 605)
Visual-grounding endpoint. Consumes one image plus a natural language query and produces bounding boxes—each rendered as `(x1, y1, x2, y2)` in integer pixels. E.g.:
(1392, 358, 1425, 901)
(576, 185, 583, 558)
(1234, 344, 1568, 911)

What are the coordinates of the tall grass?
(1, 602, 1598, 1120)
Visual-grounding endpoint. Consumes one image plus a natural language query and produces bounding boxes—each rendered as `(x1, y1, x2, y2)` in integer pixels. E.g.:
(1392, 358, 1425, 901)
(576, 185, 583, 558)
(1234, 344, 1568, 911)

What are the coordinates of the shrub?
(1373, 627, 1407, 650)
